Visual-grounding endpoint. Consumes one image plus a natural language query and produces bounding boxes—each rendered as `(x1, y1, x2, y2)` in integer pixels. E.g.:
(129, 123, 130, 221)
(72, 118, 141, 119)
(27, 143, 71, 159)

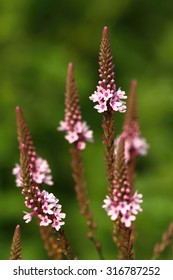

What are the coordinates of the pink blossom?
(115, 135, 149, 162)
(12, 164, 22, 187)
(13, 156, 54, 187)
(65, 131, 78, 143)
(40, 215, 52, 226)
(94, 100, 107, 113)
(23, 187, 66, 231)
(102, 195, 112, 211)
(120, 211, 136, 227)
(102, 192, 143, 228)
(42, 202, 55, 214)
(77, 141, 86, 150)
(118, 201, 130, 215)
(90, 86, 127, 114)
(58, 121, 69, 131)
(58, 120, 93, 150)
(52, 219, 65, 231)
(107, 206, 119, 221)
(89, 86, 113, 103)
(23, 212, 33, 223)
(42, 191, 59, 205)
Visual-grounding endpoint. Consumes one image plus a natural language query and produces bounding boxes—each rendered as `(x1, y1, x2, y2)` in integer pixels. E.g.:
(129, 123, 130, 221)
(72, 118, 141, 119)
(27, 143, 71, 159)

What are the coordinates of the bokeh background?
(1, 0, 173, 260)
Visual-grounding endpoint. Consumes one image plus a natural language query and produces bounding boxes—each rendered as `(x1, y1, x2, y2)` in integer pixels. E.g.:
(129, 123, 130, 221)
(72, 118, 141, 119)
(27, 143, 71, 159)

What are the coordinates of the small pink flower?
(94, 100, 107, 113)
(58, 121, 69, 131)
(52, 219, 65, 231)
(103, 191, 143, 227)
(42, 202, 54, 214)
(107, 206, 119, 221)
(102, 88, 114, 101)
(129, 203, 142, 215)
(23, 212, 33, 223)
(65, 131, 78, 143)
(102, 195, 112, 211)
(13, 156, 54, 187)
(116, 88, 127, 100)
(118, 201, 130, 215)
(12, 164, 22, 187)
(59, 120, 93, 149)
(89, 86, 104, 102)
(42, 191, 59, 205)
(39, 215, 52, 226)
(115, 135, 149, 162)
(77, 141, 86, 150)
(90, 85, 127, 114)
(110, 89, 127, 113)
(132, 137, 149, 156)
(121, 212, 136, 227)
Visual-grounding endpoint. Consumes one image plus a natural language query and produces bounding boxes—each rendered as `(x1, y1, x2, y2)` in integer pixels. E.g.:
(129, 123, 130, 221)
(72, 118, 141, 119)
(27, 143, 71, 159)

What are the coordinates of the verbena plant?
(9, 27, 173, 260)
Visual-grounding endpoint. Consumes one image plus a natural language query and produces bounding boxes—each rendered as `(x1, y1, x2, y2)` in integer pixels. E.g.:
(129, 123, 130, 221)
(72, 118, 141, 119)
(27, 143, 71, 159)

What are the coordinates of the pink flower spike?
(39, 215, 52, 226)
(58, 63, 94, 150)
(90, 27, 127, 114)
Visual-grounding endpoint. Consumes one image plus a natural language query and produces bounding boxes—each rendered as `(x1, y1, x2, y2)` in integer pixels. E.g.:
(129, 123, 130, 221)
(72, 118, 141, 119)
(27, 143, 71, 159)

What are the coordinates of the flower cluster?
(89, 86, 127, 113)
(58, 63, 94, 150)
(23, 187, 66, 231)
(103, 191, 143, 227)
(13, 156, 53, 187)
(89, 27, 127, 114)
(115, 133, 149, 162)
(58, 120, 93, 150)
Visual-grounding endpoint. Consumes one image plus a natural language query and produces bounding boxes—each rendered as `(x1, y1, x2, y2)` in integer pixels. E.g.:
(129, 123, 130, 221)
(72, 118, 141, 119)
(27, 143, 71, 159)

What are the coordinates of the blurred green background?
(1, 0, 173, 260)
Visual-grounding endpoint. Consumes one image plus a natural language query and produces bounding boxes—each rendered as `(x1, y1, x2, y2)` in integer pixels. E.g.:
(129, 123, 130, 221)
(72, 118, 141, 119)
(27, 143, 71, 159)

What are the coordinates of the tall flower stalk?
(13, 107, 73, 259)
(114, 80, 148, 188)
(103, 138, 143, 259)
(90, 27, 143, 259)
(58, 63, 104, 259)
(90, 26, 127, 195)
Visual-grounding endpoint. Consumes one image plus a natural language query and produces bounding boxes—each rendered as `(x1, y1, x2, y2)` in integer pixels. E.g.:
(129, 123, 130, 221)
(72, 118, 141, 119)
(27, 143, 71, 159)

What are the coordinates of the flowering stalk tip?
(9, 225, 22, 260)
(13, 107, 65, 233)
(58, 63, 93, 150)
(103, 138, 143, 228)
(13, 107, 53, 187)
(114, 80, 149, 164)
(89, 27, 127, 114)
